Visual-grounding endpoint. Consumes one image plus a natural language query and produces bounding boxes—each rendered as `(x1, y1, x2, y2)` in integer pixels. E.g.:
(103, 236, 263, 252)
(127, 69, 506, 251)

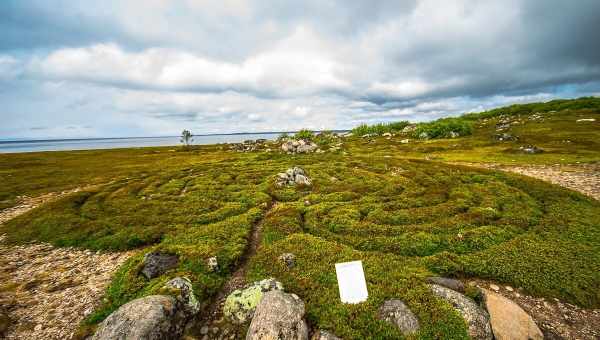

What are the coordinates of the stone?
(418, 132, 429, 140)
(427, 277, 465, 293)
(279, 253, 296, 269)
(400, 139, 410, 144)
(448, 131, 459, 138)
(505, 286, 514, 292)
(429, 284, 492, 340)
(91, 295, 187, 340)
(200, 326, 209, 335)
(208, 256, 219, 272)
(382, 132, 392, 137)
(295, 174, 312, 186)
(402, 124, 417, 133)
(141, 252, 179, 279)
(494, 132, 518, 141)
(377, 299, 420, 335)
(311, 330, 342, 340)
(163, 277, 200, 315)
(519, 145, 543, 154)
(246, 290, 308, 340)
(489, 284, 500, 292)
(224, 278, 284, 324)
(482, 289, 543, 340)
(576, 118, 596, 122)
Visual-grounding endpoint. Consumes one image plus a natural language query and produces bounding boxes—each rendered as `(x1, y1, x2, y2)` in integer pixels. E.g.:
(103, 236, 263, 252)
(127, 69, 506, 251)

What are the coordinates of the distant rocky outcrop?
(281, 139, 319, 154)
(246, 290, 308, 340)
(230, 139, 270, 152)
(276, 167, 312, 187)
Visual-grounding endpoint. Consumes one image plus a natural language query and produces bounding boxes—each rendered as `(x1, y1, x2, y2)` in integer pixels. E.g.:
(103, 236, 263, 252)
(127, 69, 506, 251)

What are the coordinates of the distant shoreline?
(0, 130, 349, 144)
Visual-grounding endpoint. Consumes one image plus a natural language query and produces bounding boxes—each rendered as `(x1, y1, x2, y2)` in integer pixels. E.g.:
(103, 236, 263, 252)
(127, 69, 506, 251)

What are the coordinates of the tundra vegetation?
(0, 97, 599, 339)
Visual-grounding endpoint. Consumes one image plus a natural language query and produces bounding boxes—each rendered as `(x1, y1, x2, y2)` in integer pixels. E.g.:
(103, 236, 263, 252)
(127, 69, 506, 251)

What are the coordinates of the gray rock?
(224, 278, 284, 324)
(311, 330, 342, 340)
(295, 174, 312, 186)
(279, 253, 296, 268)
(164, 277, 200, 315)
(91, 295, 186, 340)
(141, 252, 179, 279)
(246, 290, 308, 340)
(377, 299, 420, 335)
(448, 131, 459, 138)
(427, 277, 465, 293)
(418, 132, 429, 140)
(429, 284, 492, 340)
(519, 145, 543, 154)
(207, 256, 219, 272)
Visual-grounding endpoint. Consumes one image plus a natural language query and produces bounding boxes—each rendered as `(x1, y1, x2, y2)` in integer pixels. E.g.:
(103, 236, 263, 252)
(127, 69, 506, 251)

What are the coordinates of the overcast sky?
(1, 0, 600, 139)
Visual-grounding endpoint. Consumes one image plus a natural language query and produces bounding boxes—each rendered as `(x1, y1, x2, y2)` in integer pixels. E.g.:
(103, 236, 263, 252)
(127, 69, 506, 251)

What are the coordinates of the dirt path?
(0, 190, 133, 340)
(186, 202, 277, 340)
(452, 162, 600, 201)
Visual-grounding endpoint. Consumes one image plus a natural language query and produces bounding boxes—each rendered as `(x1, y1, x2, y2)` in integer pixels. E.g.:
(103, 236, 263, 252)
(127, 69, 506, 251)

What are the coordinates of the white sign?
(335, 260, 368, 304)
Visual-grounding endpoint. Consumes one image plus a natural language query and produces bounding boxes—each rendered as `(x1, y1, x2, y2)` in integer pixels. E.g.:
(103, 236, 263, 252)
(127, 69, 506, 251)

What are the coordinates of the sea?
(0, 133, 283, 153)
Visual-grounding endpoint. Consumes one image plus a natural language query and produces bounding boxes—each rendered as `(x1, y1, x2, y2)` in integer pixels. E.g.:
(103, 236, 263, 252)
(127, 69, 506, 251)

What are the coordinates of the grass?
(0, 97, 599, 339)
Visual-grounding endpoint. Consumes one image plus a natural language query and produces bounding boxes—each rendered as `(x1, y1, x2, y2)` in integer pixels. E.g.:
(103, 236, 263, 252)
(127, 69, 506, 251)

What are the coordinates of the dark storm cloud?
(1, 0, 600, 138)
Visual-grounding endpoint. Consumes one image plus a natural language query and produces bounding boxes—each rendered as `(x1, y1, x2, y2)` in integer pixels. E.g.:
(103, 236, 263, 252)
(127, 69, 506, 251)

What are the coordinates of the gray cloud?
(1, 0, 600, 138)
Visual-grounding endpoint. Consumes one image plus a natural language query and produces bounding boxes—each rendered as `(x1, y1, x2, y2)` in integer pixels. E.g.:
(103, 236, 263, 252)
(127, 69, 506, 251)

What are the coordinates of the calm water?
(0, 133, 281, 153)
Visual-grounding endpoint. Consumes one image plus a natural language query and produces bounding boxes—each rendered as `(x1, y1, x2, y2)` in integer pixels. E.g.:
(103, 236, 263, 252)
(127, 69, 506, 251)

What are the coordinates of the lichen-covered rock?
(246, 290, 308, 340)
(377, 299, 420, 335)
(281, 139, 318, 154)
(141, 252, 179, 279)
(163, 277, 200, 315)
(311, 330, 342, 340)
(429, 284, 492, 340)
(482, 289, 543, 340)
(91, 295, 186, 340)
(224, 278, 284, 324)
(427, 277, 465, 293)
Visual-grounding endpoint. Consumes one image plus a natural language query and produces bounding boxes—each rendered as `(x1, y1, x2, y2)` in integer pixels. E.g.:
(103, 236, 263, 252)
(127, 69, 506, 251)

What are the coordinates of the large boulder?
(91, 295, 186, 340)
(224, 278, 284, 324)
(141, 252, 179, 279)
(429, 284, 492, 340)
(246, 290, 308, 340)
(281, 139, 318, 154)
(377, 299, 420, 335)
(482, 289, 543, 340)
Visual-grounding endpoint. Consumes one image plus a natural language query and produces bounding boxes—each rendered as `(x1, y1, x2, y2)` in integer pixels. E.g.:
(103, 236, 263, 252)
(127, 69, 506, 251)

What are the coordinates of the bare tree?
(180, 129, 193, 147)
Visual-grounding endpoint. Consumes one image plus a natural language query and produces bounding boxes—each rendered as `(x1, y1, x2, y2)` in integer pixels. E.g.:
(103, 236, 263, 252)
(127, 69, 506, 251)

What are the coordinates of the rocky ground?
(470, 280, 600, 340)
(0, 191, 133, 340)
(455, 162, 600, 201)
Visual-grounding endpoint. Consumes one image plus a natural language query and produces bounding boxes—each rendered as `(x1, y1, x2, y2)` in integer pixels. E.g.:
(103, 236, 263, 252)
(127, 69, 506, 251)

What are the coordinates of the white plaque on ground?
(335, 260, 368, 303)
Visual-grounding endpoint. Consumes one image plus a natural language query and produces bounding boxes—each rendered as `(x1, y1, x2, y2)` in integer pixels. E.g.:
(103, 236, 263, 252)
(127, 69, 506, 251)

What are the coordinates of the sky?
(1, 0, 600, 139)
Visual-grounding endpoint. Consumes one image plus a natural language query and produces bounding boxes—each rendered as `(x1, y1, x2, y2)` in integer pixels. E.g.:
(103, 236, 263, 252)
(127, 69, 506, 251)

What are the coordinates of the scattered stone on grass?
(164, 277, 200, 315)
(311, 329, 342, 340)
(281, 139, 318, 154)
(493, 132, 518, 141)
(377, 299, 420, 335)
(429, 284, 493, 340)
(482, 289, 543, 340)
(427, 277, 465, 293)
(224, 278, 284, 324)
(519, 145, 544, 154)
(278, 253, 296, 269)
(276, 167, 312, 187)
(141, 251, 179, 279)
(576, 118, 596, 122)
(207, 256, 219, 272)
(246, 290, 308, 340)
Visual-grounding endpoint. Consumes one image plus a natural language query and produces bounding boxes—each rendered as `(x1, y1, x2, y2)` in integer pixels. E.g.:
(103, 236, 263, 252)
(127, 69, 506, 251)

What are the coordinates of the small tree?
(180, 129, 193, 147)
